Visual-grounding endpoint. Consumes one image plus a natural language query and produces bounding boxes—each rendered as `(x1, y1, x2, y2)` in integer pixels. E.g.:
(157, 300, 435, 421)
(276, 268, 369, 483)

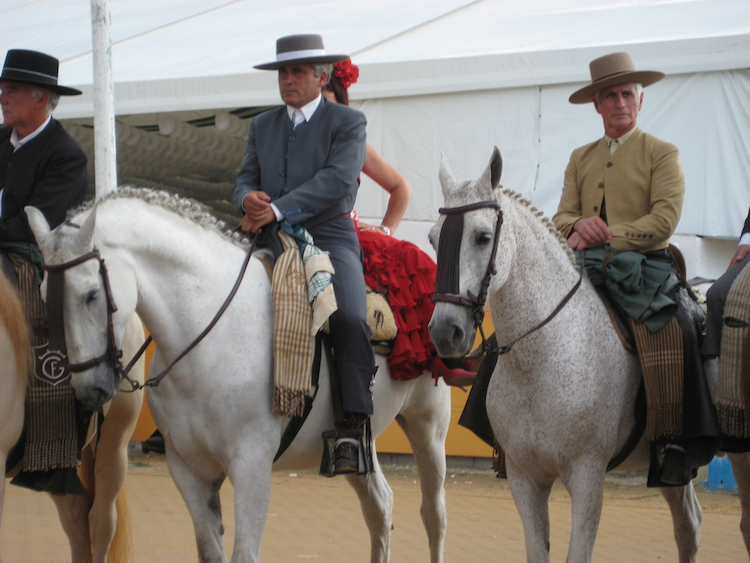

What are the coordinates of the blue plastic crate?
(703, 456, 738, 492)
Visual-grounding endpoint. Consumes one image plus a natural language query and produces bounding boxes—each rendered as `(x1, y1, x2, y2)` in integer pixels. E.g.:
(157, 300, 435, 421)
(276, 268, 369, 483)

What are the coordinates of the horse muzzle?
(70, 364, 119, 407)
(428, 307, 476, 358)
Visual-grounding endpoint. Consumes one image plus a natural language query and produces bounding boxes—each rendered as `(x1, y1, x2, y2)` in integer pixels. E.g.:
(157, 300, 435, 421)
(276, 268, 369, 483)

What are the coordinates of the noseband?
(432, 200, 503, 356)
(43, 249, 127, 385)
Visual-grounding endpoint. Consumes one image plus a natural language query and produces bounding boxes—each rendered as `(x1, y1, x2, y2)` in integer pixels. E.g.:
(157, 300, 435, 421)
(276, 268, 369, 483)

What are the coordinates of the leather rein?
(43, 227, 259, 391)
(431, 199, 583, 359)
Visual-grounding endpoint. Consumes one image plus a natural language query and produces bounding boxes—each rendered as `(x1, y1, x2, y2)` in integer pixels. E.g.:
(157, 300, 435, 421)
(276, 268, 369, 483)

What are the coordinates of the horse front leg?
(166, 446, 229, 563)
(562, 461, 606, 563)
(506, 458, 553, 563)
(394, 379, 450, 563)
(728, 452, 750, 557)
(49, 489, 94, 563)
(225, 453, 274, 563)
(345, 448, 393, 563)
(659, 483, 702, 563)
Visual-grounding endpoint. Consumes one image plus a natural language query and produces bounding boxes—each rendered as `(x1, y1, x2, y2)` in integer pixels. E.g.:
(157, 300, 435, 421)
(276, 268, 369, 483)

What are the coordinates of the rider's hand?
(572, 216, 612, 249)
(728, 244, 750, 270)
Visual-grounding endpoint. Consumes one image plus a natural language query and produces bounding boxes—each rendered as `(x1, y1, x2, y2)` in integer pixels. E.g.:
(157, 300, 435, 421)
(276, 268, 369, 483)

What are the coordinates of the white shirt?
(286, 94, 322, 127)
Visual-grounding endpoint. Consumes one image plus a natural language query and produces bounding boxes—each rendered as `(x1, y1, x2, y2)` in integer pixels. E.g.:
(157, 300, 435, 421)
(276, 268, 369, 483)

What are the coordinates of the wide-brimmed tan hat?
(254, 34, 348, 71)
(569, 52, 664, 104)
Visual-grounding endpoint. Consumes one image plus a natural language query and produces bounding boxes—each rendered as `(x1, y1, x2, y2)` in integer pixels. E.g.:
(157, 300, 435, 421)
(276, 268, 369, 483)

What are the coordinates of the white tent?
(2, 0, 749, 276)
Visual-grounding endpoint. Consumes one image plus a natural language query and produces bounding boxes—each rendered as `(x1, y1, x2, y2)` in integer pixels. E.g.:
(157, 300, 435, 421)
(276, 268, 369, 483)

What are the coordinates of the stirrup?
(319, 421, 373, 477)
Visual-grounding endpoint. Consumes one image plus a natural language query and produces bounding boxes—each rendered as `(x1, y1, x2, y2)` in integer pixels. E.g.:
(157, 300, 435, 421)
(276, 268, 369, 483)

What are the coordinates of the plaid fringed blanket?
(716, 262, 750, 438)
(632, 317, 684, 441)
(271, 223, 336, 417)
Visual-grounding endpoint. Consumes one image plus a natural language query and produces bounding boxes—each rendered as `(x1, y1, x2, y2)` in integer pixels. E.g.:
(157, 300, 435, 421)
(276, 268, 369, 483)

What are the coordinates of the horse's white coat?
(428, 148, 750, 563)
(26, 188, 451, 563)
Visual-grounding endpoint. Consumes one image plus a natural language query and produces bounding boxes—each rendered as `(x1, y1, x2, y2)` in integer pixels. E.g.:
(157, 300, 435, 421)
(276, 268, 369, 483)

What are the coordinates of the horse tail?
(0, 269, 31, 385)
(107, 484, 133, 563)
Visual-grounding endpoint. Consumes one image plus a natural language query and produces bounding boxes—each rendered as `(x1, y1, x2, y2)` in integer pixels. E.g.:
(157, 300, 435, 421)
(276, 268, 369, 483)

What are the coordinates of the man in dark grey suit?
(0, 49, 88, 285)
(703, 208, 750, 357)
(232, 34, 374, 475)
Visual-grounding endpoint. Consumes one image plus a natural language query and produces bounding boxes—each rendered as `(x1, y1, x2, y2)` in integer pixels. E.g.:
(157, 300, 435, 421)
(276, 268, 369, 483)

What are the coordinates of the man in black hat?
(232, 34, 375, 475)
(0, 49, 88, 284)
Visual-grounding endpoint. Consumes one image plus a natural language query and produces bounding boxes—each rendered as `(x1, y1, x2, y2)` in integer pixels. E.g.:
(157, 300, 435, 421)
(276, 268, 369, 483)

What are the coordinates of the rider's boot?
(333, 412, 370, 475)
(321, 412, 372, 477)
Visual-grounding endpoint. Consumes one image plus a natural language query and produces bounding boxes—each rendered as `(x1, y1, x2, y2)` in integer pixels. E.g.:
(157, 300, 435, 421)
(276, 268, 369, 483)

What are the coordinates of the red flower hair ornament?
(334, 58, 359, 89)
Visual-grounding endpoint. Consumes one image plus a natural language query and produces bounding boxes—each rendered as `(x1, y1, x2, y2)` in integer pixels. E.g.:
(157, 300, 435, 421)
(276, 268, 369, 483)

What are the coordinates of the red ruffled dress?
(355, 223, 437, 380)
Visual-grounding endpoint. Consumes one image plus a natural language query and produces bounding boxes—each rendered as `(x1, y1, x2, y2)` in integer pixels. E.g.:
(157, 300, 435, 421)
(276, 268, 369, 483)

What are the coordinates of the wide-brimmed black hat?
(569, 52, 664, 104)
(254, 34, 348, 71)
(0, 49, 82, 96)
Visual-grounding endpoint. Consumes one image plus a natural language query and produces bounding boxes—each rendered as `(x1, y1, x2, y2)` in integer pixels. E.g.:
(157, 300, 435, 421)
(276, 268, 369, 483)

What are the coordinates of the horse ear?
(489, 147, 503, 191)
(438, 152, 456, 192)
(25, 206, 51, 247)
(75, 210, 97, 251)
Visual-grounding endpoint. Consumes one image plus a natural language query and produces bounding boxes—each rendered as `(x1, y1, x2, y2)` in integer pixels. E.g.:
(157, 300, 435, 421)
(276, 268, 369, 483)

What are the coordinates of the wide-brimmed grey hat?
(569, 52, 664, 104)
(0, 49, 82, 96)
(254, 34, 348, 71)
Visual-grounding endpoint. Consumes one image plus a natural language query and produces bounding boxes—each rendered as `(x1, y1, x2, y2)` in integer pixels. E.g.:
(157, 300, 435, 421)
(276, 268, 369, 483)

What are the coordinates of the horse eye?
(85, 289, 99, 304)
(476, 231, 493, 246)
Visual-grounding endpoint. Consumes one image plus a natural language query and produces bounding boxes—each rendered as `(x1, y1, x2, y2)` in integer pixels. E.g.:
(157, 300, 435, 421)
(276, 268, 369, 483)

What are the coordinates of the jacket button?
(598, 182, 604, 188)
(606, 162, 613, 168)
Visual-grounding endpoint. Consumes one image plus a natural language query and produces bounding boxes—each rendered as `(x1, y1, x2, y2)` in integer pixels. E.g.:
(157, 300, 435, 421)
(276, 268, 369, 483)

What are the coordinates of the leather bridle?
(431, 200, 503, 358)
(44, 249, 126, 384)
(42, 230, 260, 392)
(431, 199, 583, 359)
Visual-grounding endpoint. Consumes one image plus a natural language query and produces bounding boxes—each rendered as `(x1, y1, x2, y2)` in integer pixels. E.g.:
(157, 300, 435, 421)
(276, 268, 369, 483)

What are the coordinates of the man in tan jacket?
(553, 52, 683, 254)
(553, 52, 721, 487)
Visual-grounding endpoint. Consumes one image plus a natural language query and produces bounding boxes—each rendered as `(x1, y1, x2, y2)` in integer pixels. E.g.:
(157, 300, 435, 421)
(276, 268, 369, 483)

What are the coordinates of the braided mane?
(69, 186, 247, 246)
(500, 187, 576, 265)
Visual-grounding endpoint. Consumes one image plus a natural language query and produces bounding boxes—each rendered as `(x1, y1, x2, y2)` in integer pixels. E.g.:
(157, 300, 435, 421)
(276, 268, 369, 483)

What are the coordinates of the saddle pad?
(716, 262, 750, 438)
(11, 253, 79, 473)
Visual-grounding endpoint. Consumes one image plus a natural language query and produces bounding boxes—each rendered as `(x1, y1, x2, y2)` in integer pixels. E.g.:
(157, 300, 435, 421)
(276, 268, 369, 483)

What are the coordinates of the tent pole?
(90, 0, 117, 197)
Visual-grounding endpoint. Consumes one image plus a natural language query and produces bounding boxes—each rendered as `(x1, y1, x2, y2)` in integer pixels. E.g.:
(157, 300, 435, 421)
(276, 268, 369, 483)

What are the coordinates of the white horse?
(25, 187, 452, 563)
(0, 261, 144, 563)
(427, 147, 750, 563)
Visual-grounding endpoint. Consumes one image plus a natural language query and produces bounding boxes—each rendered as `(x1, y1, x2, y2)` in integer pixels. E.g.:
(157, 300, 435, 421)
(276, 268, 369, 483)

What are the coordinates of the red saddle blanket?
(358, 229, 437, 381)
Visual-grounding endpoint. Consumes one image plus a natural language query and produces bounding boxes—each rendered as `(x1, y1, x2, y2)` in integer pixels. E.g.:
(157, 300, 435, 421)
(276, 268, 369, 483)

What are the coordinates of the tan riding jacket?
(553, 127, 685, 253)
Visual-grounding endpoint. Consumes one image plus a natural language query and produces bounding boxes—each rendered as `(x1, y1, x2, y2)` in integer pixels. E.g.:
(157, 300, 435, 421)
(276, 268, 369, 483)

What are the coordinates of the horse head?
(428, 147, 510, 358)
(26, 206, 137, 407)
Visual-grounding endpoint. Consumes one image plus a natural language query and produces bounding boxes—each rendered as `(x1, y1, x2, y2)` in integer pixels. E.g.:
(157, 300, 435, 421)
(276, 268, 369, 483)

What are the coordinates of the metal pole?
(90, 0, 117, 196)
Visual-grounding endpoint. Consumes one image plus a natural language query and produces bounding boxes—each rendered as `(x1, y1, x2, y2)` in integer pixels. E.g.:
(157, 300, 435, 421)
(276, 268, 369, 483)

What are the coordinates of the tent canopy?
(3, 0, 747, 115)
(2, 0, 749, 241)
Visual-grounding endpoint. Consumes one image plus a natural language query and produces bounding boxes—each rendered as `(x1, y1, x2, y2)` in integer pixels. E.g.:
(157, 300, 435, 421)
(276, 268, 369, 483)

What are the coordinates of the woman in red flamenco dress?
(323, 59, 472, 384)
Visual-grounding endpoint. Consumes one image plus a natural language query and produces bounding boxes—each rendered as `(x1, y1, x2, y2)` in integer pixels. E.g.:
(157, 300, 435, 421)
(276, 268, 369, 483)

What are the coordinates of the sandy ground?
(1, 449, 747, 562)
